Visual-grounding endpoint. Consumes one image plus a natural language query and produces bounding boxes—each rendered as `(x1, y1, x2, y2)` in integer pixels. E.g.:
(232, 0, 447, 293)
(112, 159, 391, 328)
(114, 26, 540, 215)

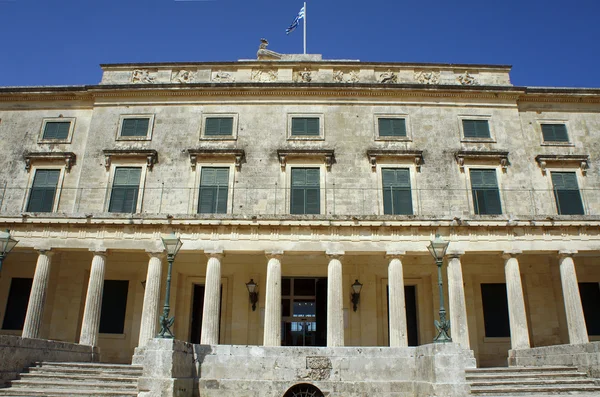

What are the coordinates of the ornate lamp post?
(0, 229, 19, 275)
(158, 232, 183, 338)
(427, 234, 452, 343)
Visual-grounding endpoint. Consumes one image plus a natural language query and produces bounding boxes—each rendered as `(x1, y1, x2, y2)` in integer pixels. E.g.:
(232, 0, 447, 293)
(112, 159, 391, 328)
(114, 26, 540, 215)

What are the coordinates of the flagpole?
(303, 1, 306, 54)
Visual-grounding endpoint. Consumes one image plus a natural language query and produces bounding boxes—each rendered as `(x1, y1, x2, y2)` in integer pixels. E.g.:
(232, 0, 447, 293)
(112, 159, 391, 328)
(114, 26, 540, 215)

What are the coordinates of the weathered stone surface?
(509, 342, 600, 378)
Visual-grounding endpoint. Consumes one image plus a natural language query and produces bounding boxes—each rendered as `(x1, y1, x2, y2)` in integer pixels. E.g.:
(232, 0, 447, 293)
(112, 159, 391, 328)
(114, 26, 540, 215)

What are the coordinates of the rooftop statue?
(257, 38, 283, 60)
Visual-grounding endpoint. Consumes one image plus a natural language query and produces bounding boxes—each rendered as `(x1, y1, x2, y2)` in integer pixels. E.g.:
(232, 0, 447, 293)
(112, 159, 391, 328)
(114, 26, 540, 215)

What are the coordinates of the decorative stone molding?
(187, 148, 246, 171)
(212, 71, 235, 83)
(378, 70, 398, 84)
(277, 149, 335, 171)
(103, 149, 158, 171)
(535, 154, 590, 175)
(333, 70, 359, 83)
(24, 152, 76, 172)
(251, 69, 278, 82)
(366, 149, 424, 172)
(414, 71, 440, 85)
(171, 70, 196, 84)
(457, 71, 479, 85)
(132, 69, 156, 84)
(454, 150, 509, 172)
(293, 68, 313, 83)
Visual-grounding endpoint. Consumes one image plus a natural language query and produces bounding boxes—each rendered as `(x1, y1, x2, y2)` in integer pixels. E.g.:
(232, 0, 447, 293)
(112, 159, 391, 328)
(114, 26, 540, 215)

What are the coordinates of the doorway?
(282, 277, 327, 346)
(387, 285, 419, 346)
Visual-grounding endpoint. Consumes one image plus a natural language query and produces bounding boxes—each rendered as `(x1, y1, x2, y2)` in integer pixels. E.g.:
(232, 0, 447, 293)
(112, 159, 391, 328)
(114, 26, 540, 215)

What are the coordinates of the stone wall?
(509, 342, 600, 378)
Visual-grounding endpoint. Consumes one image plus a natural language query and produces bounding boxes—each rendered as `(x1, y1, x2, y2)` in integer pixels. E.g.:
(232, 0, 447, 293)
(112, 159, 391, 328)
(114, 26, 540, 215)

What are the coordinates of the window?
(42, 121, 71, 140)
(291, 168, 320, 214)
(462, 120, 491, 139)
(205, 117, 234, 136)
(108, 167, 142, 213)
(26, 169, 60, 212)
(481, 283, 510, 338)
(378, 118, 407, 137)
(542, 124, 569, 142)
(470, 169, 502, 215)
(198, 167, 229, 214)
(579, 282, 600, 336)
(382, 168, 413, 215)
(551, 172, 584, 215)
(99, 280, 129, 334)
(2, 278, 32, 331)
(291, 117, 320, 136)
(121, 118, 150, 137)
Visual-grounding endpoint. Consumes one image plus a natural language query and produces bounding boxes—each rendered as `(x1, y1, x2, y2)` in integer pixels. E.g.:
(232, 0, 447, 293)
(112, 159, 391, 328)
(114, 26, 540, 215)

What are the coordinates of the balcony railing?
(0, 184, 598, 219)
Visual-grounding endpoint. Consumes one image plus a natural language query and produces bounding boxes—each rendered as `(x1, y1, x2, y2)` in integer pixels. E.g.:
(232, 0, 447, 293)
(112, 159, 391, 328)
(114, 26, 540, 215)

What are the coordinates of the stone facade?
(0, 53, 599, 395)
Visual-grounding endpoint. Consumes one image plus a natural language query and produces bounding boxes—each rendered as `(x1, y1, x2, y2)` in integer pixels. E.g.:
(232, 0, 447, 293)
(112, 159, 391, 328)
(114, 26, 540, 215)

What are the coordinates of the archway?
(283, 383, 324, 397)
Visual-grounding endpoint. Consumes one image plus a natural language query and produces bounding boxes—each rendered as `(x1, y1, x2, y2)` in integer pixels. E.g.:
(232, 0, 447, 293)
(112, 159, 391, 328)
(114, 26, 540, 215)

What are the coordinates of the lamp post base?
(157, 312, 175, 339)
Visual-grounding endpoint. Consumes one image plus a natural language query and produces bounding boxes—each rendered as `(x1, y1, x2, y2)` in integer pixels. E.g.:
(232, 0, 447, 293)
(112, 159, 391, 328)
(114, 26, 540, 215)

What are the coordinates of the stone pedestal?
(263, 252, 283, 347)
(22, 250, 53, 339)
(387, 252, 408, 347)
(503, 251, 530, 349)
(138, 253, 163, 348)
(327, 253, 344, 347)
(447, 253, 470, 348)
(200, 252, 222, 345)
(79, 252, 107, 346)
(558, 251, 589, 345)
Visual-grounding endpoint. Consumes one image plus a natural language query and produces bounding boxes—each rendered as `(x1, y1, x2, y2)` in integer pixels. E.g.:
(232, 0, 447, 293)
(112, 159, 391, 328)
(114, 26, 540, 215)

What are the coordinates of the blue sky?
(0, 0, 598, 88)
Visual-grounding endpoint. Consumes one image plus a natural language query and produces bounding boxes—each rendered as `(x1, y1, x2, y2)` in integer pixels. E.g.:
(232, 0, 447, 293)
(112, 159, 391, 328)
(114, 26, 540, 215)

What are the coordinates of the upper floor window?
(26, 169, 60, 212)
(117, 115, 154, 140)
(551, 172, 584, 215)
(542, 124, 569, 143)
(382, 168, 413, 215)
(291, 117, 320, 136)
(205, 117, 234, 136)
(39, 118, 75, 143)
(108, 167, 142, 213)
(198, 167, 229, 214)
(378, 118, 407, 138)
(291, 168, 320, 214)
(462, 119, 491, 139)
(470, 169, 502, 215)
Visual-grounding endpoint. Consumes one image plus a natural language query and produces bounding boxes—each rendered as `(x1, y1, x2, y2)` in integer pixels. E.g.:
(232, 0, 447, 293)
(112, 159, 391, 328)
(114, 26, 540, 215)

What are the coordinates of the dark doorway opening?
(282, 277, 327, 346)
(387, 285, 419, 346)
(189, 284, 205, 344)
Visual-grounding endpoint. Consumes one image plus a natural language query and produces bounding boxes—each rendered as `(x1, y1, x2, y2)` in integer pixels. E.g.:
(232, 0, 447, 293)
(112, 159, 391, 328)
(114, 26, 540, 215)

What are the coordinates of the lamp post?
(0, 229, 19, 275)
(427, 234, 452, 343)
(158, 232, 183, 338)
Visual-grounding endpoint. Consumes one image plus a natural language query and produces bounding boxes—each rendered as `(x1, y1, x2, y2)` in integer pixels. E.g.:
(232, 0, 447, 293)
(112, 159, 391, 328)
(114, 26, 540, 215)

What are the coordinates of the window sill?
(541, 142, 574, 147)
(461, 138, 496, 143)
(287, 136, 325, 141)
(116, 136, 152, 141)
(201, 136, 237, 141)
(375, 136, 411, 142)
(37, 139, 72, 144)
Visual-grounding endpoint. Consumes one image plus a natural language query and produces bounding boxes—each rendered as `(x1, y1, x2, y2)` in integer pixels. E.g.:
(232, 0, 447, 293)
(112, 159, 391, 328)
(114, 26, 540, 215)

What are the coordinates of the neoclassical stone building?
(0, 46, 599, 396)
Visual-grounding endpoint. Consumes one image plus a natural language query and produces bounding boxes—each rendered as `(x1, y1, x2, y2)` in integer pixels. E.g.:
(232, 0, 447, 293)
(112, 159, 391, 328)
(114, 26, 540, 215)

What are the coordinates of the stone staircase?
(467, 366, 600, 396)
(0, 362, 142, 396)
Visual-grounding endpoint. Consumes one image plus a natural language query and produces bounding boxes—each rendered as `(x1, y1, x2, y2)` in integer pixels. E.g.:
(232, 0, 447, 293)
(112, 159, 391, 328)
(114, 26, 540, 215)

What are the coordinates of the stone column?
(558, 251, 589, 345)
(327, 252, 344, 347)
(200, 251, 222, 345)
(138, 252, 164, 348)
(22, 250, 54, 339)
(79, 251, 107, 346)
(503, 251, 530, 350)
(447, 252, 470, 348)
(387, 251, 408, 347)
(263, 251, 283, 346)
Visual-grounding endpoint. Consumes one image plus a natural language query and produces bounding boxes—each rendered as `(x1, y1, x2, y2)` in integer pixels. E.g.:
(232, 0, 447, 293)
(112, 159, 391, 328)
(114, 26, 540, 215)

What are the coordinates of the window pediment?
(103, 149, 158, 171)
(24, 152, 76, 172)
(187, 148, 245, 170)
(366, 149, 423, 172)
(535, 154, 590, 175)
(454, 150, 509, 173)
(277, 149, 335, 171)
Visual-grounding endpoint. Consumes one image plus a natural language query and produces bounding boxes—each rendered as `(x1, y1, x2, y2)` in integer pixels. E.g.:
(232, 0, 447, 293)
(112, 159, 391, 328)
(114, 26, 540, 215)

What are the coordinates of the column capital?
(89, 249, 107, 257)
(558, 250, 577, 259)
(386, 251, 406, 259)
(502, 250, 522, 260)
(447, 250, 465, 259)
(205, 249, 224, 260)
(326, 251, 344, 260)
(146, 251, 165, 259)
(265, 250, 284, 260)
(35, 249, 54, 257)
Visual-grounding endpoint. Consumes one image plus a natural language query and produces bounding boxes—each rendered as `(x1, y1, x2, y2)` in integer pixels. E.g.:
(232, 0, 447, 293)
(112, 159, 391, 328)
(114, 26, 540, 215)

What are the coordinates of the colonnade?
(18, 248, 590, 351)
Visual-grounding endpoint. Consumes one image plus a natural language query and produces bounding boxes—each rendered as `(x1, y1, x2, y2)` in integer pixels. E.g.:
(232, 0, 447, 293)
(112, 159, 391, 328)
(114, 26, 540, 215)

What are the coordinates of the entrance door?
(282, 277, 327, 346)
(189, 284, 205, 344)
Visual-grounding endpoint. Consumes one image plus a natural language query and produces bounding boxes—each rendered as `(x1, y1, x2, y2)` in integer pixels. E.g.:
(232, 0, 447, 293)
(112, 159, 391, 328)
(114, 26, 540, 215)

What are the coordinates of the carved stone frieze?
(132, 69, 156, 84)
(378, 69, 398, 84)
(457, 71, 479, 85)
(251, 69, 278, 82)
(212, 71, 235, 83)
(293, 68, 313, 83)
(297, 356, 332, 381)
(414, 71, 440, 85)
(171, 70, 196, 84)
(333, 70, 359, 83)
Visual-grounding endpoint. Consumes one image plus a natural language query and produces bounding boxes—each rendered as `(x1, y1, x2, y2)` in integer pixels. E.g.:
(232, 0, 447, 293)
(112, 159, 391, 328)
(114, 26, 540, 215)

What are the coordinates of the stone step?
(8, 379, 137, 390)
(35, 362, 143, 371)
(19, 372, 139, 383)
(466, 371, 588, 381)
(0, 387, 138, 397)
(466, 366, 578, 374)
(470, 378, 596, 387)
(470, 384, 600, 395)
(27, 366, 143, 377)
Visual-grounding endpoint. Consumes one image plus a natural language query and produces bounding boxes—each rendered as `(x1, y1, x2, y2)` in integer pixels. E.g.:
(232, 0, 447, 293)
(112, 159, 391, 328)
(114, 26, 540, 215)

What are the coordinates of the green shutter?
(43, 122, 70, 140)
(27, 169, 60, 212)
(378, 118, 406, 137)
(198, 167, 229, 214)
(551, 172, 584, 215)
(205, 117, 233, 136)
(541, 124, 569, 142)
(291, 118, 320, 136)
(470, 169, 502, 215)
(109, 168, 141, 213)
(121, 118, 150, 137)
(290, 168, 320, 214)
(463, 120, 490, 138)
(382, 168, 412, 215)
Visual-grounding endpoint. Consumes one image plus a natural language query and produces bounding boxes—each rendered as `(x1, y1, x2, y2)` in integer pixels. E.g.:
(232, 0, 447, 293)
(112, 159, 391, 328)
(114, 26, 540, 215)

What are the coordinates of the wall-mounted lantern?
(350, 279, 363, 311)
(246, 279, 258, 311)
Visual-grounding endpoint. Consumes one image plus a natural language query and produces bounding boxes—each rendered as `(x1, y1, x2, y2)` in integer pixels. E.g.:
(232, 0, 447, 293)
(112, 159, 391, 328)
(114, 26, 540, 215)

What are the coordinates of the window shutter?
(43, 122, 70, 140)
(290, 168, 320, 214)
(121, 118, 149, 137)
(198, 187, 217, 213)
(379, 118, 406, 137)
(552, 172, 584, 215)
(56, 122, 70, 139)
(198, 167, 229, 214)
(205, 117, 233, 136)
(306, 118, 319, 135)
(382, 168, 412, 215)
(463, 120, 490, 138)
(291, 118, 319, 136)
(470, 169, 502, 215)
(109, 168, 141, 213)
(542, 124, 569, 142)
(290, 188, 306, 214)
(305, 188, 320, 214)
(27, 169, 60, 212)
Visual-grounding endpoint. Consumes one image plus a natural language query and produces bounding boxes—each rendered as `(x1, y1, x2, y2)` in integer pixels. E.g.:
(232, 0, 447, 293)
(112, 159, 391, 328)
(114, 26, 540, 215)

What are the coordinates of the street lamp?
(158, 232, 183, 338)
(427, 234, 452, 343)
(0, 229, 19, 275)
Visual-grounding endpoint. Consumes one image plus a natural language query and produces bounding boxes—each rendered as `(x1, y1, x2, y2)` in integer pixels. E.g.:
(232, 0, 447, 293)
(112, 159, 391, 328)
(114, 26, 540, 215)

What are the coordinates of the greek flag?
(286, 6, 305, 35)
